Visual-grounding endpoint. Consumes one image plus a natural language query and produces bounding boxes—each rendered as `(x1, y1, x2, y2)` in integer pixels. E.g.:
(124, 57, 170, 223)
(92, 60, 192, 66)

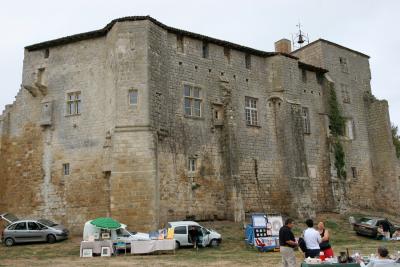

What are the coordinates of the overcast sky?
(1, 0, 399, 127)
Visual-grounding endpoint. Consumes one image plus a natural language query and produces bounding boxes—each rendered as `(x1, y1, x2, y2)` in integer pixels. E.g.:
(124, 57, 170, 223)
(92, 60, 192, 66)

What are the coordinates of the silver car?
(1, 213, 69, 246)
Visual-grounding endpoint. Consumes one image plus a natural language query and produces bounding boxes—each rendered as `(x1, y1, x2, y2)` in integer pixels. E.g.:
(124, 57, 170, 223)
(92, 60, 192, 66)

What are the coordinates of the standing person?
(188, 226, 198, 249)
(380, 220, 390, 240)
(279, 218, 298, 267)
(317, 222, 334, 258)
(304, 219, 321, 258)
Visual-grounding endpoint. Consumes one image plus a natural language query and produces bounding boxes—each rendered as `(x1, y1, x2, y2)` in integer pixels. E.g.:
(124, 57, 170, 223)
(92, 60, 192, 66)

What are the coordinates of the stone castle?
(1, 16, 399, 233)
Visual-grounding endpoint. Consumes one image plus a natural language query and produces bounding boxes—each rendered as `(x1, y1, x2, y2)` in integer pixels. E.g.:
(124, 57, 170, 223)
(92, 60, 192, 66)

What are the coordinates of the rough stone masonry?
(0, 16, 399, 233)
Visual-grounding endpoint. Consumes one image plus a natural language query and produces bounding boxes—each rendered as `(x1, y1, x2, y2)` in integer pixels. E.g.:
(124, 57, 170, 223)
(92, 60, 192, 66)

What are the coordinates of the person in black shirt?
(189, 226, 199, 249)
(279, 218, 298, 267)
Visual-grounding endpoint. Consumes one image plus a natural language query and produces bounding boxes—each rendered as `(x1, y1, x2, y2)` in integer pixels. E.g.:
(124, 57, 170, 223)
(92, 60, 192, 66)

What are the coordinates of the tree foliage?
(328, 84, 346, 178)
(392, 124, 400, 158)
(328, 85, 345, 136)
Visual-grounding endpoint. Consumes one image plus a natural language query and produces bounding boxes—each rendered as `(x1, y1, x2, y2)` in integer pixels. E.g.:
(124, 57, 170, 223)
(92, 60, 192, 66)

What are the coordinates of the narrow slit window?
(177, 34, 184, 53)
(224, 47, 231, 64)
(302, 107, 311, 134)
(44, 49, 49, 58)
(339, 57, 348, 73)
(351, 167, 357, 178)
(202, 42, 209, 58)
(63, 163, 70, 176)
(188, 158, 196, 172)
(245, 54, 251, 69)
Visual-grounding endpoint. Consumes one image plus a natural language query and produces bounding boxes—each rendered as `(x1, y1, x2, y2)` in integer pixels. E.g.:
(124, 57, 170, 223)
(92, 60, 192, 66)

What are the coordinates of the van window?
(174, 226, 187, 234)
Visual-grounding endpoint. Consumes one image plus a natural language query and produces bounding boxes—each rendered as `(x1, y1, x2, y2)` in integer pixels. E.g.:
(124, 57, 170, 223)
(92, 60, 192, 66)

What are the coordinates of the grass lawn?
(0, 212, 399, 266)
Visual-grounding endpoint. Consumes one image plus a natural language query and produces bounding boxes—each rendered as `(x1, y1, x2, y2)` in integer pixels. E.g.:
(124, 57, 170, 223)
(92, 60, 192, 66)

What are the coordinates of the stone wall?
(293, 40, 399, 214)
(1, 18, 399, 233)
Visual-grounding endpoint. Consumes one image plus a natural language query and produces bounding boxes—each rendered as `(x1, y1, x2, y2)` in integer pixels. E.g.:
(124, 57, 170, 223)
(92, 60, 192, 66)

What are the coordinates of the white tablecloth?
(80, 240, 114, 257)
(130, 239, 175, 254)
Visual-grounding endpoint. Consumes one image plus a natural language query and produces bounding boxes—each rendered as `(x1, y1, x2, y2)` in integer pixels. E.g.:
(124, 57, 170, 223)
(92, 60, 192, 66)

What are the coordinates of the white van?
(167, 221, 221, 248)
(82, 220, 149, 242)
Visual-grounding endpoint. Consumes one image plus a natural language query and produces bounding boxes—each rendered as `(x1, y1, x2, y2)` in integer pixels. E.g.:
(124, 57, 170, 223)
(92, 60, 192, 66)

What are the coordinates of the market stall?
(244, 213, 282, 252)
(80, 217, 126, 257)
(301, 263, 360, 267)
(130, 239, 175, 254)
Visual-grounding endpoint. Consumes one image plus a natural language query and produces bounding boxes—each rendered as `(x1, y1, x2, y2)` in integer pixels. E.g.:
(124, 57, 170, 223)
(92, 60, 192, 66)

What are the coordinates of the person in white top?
(303, 219, 322, 258)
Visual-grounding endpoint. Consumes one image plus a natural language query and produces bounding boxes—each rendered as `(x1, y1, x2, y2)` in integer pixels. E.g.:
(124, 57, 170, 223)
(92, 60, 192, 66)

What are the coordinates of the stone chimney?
(274, 39, 292, 54)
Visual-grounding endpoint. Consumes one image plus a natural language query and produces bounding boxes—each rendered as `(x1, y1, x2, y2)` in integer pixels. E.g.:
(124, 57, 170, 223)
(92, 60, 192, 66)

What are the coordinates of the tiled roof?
(292, 38, 370, 58)
(25, 16, 297, 60)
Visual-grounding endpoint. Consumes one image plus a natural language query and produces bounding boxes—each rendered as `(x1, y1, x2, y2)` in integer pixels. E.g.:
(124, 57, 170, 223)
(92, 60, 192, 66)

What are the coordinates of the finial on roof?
(292, 22, 309, 50)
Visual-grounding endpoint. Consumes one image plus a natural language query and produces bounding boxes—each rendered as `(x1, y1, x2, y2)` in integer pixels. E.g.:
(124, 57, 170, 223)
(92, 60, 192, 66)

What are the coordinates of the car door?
(12, 221, 28, 243)
(174, 226, 188, 246)
(27, 221, 44, 242)
(200, 227, 210, 247)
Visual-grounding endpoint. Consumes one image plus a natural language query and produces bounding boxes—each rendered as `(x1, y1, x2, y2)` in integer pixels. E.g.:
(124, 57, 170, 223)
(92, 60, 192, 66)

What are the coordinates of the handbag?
(298, 237, 308, 253)
(319, 240, 331, 250)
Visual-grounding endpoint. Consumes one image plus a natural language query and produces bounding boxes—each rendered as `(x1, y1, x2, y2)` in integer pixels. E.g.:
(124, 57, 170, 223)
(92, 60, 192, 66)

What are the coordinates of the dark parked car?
(1, 213, 69, 246)
(352, 217, 398, 238)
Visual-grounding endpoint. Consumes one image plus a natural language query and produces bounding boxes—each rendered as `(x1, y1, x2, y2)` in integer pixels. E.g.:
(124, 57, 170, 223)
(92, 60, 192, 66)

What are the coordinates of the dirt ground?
(0, 212, 399, 267)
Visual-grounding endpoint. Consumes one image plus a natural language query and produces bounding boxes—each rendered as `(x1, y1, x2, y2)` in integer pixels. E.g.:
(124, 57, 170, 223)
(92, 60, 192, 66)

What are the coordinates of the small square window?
(128, 89, 138, 106)
(63, 163, 70, 176)
(188, 158, 196, 172)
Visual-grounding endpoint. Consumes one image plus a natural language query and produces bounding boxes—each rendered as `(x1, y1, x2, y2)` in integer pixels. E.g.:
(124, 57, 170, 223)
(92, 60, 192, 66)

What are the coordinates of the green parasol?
(90, 217, 121, 229)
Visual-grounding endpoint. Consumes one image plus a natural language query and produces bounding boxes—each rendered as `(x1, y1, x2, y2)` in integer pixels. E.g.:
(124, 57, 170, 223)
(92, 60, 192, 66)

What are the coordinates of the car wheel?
(175, 241, 180, 249)
(47, 234, 56, 244)
(210, 239, 219, 247)
(5, 238, 14, 247)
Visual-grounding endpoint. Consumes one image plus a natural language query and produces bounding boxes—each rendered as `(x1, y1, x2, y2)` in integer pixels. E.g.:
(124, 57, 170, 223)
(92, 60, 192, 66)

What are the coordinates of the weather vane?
(292, 22, 309, 50)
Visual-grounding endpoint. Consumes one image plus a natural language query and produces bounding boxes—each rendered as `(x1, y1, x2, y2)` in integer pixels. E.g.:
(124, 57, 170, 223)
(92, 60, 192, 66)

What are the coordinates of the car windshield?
(116, 228, 132, 237)
(359, 218, 375, 225)
(38, 219, 57, 227)
(2, 213, 19, 223)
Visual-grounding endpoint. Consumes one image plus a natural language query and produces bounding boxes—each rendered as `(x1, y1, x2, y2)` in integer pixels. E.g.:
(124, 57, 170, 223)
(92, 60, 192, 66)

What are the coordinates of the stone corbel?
(23, 84, 38, 97)
(34, 82, 48, 96)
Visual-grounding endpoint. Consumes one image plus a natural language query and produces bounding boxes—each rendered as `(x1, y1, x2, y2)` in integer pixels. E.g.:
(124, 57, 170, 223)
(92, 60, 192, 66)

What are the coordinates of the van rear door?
(174, 225, 188, 246)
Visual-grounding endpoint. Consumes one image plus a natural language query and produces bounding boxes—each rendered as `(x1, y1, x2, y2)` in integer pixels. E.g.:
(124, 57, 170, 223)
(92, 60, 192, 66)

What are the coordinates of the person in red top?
(317, 222, 334, 258)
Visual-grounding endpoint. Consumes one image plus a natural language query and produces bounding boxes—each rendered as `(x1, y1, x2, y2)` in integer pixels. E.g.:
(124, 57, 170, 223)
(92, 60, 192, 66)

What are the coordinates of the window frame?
(128, 89, 139, 107)
(66, 91, 81, 116)
(174, 226, 187, 235)
(188, 158, 197, 173)
(63, 163, 70, 176)
(245, 96, 258, 126)
(183, 84, 202, 118)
